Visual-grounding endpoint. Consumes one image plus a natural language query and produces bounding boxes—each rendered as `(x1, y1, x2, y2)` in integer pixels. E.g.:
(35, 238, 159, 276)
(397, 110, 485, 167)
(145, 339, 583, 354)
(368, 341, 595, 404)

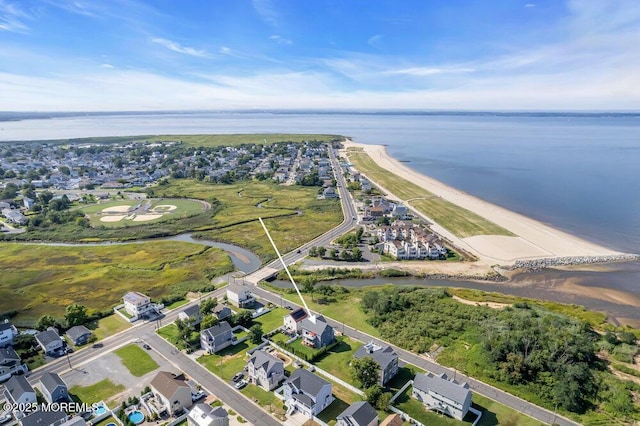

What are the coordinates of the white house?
(247, 350, 284, 391)
(282, 369, 334, 418)
(123, 291, 158, 319)
(150, 371, 193, 416)
(0, 322, 18, 347)
(187, 404, 228, 426)
(412, 372, 472, 421)
(283, 308, 308, 333)
(226, 282, 255, 308)
(0, 347, 28, 381)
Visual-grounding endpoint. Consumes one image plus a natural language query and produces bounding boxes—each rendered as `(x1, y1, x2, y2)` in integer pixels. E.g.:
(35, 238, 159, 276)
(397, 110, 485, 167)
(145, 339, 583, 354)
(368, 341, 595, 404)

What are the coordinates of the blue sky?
(1, 0, 639, 111)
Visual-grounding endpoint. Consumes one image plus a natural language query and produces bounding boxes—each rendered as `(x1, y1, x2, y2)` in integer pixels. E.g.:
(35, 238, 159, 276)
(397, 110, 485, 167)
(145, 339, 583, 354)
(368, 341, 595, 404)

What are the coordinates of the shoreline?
(342, 139, 628, 265)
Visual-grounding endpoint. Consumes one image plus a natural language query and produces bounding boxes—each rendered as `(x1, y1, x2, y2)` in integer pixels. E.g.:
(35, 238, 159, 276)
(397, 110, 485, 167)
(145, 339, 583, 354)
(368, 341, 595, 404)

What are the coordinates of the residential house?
(226, 282, 255, 308)
(0, 321, 18, 347)
(123, 291, 158, 319)
(23, 197, 34, 210)
(0, 347, 27, 381)
(247, 350, 284, 391)
(39, 372, 68, 403)
(212, 305, 232, 321)
(354, 342, 399, 386)
(150, 371, 193, 416)
(282, 369, 334, 418)
(187, 404, 229, 426)
(412, 372, 472, 421)
(200, 321, 233, 354)
(178, 305, 202, 327)
(322, 187, 338, 199)
(379, 414, 403, 426)
(35, 328, 64, 356)
(19, 410, 68, 426)
(336, 401, 379, 426)
(2, 208, 27, 225)
(65, 325, 92, 346)
(283, 308, 308, 333)
(3, 375, 36, 414)
(300, 315, 335, 349)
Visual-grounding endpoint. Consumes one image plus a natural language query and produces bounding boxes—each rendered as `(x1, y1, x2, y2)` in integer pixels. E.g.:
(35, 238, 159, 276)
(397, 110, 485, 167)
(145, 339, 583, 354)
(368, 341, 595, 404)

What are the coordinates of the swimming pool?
(106, 423, 116, 426)
(93, 405, 107, 415)
(128, 411, 144, 425)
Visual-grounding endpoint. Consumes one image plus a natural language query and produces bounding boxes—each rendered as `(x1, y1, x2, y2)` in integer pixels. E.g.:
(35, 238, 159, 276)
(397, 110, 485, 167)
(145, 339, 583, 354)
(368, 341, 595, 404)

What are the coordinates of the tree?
(301, 276, 317, 293)
(351, 356, 380, 389)
(200, 298, 217, 315)
(376, 391, 393, 410)
(317, 246, 327, 258)
(249, 325, 264, 344)
(364, 384, 383, 406)
(201, 315, 219, 330)
(65, 303, 88, 327)
(175, 318, 194, 346)
(35, 314, 58, 331)
(231, 310, 253, 328)
(308, 246, 318, 257)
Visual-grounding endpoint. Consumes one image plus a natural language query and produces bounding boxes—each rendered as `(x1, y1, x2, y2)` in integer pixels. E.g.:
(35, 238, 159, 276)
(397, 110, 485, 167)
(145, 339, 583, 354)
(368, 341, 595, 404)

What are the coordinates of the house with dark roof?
(336, 401, 379, 426)
(247, 350, 284, 391)
(300, 316, 334, 349)
(0, 346, 27, 381)
(4, 375, 36, 414)
(150, 371, 193, 416)
(187, 403, 229, 426)
(35, 328, 64, 356)
(0, 321, 18, 347)
(412, 372, 472, 421)
(39, 372, 68, 403)
(354, 342, 399, 386)
(178, 304, 202, 327)
(212, 305, 231, 321)
(19, 410, 68, 426)
(200, 321, 233, 354)
(283, 308, 308, 333)
(65, 325, 92, 346)
(282, 369, 334, 417)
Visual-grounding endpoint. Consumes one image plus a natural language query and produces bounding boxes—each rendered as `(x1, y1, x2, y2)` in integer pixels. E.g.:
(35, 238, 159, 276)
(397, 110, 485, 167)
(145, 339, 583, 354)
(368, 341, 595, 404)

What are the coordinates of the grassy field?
(197, 340, 258, 380)
(89, 315, 131, 340)
(79, 198, 206, 228)
(114, 344, 159, 377)
(253, 307, 288, 333)
(313, 337, 360, 386)
(165, 298, 189, 310)
(347, 150, 512, 238)
(69, 378, 125, 404)
(0, 241, 232, 324)
(241, 384, 286, 419)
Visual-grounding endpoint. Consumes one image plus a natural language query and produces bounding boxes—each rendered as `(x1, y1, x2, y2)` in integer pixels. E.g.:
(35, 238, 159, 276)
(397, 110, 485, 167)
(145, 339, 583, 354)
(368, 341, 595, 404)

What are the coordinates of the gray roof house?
(39, 372, 68, 403)
(226, 282, 255, 308)
(300, 315, 335, 349)
(282, 369, 334, 417)
(178, 304, 202, 326)
(65, 325, 92, 346)
(354, 342, 399, 385)
(187, 403, 229, 426)
(4, 375, 37, 412)
(19, 410, 67, 426)
(0, 346, 27, 382)
(0, 322, 18, 347)
(150, 371, 193, 416)
(412, 372, 472, 421)
(336, 401, 379, 426)
(247, 350, 284, 391)
(35, 328, 64, 356)
(200, 321, 233, 354)
(212, 305, 232, 321)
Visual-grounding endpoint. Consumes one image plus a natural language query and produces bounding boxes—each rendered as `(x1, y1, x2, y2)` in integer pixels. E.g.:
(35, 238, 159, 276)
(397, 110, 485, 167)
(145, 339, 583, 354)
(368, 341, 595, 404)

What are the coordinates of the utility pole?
(65, 351, 72, 370)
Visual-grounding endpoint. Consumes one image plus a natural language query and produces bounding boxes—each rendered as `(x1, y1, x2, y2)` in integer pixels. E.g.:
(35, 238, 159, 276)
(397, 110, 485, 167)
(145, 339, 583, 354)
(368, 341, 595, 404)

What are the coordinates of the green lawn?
(69, 379, 125, 404)
(288, 337, 321, 359)
(317, 380, 362, 424)
(253, 307, 288, 332)
(197, 340, 257, 380)
(165, 298, 189, 310)
(87, 315, 132, 341)
(114, 344, 159, 377)
(347, 150, 512, 238)
(313, 337, 360, 386)
(241, 384, 287, 419)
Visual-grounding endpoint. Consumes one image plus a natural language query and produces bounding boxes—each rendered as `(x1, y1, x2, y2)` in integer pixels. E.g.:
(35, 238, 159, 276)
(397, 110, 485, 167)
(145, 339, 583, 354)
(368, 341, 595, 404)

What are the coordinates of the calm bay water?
(1, 111, 639, 253)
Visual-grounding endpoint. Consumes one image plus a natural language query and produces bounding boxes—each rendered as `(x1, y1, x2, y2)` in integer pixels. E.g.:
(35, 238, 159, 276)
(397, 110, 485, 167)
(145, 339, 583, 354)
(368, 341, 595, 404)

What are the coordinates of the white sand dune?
(343, 140, 621, 263)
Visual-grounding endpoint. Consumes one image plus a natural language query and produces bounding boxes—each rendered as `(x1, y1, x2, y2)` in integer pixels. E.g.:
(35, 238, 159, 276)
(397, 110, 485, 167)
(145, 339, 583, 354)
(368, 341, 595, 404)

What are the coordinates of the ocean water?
(1, 111, 639, 253)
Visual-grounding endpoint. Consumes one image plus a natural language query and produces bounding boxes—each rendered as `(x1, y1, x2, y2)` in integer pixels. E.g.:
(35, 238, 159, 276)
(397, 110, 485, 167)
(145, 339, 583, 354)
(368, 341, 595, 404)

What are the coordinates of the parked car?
(92, 343, 103, 348)
(285, 305, 293, 310)
(234, 380, 247, 390)
(232, 373, 244, 382)
(143, 344, 151, 350)
(191, 391, 205, 401)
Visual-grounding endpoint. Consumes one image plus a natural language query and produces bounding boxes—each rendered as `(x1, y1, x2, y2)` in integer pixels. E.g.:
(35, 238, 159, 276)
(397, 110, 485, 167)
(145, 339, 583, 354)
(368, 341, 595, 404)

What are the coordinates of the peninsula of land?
(342, 139, 629, 265)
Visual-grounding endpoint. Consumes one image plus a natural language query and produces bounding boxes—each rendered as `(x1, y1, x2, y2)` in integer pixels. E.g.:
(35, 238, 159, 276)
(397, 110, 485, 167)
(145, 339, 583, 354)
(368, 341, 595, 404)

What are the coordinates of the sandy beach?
(342, 140, 623, 264)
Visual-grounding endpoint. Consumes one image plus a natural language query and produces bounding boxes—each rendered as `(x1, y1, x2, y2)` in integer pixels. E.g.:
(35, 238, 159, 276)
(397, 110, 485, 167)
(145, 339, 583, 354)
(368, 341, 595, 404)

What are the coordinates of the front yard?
(114, 344, 159, 377)
(197, 340, 258, 381)
(69, 378, 125, 404)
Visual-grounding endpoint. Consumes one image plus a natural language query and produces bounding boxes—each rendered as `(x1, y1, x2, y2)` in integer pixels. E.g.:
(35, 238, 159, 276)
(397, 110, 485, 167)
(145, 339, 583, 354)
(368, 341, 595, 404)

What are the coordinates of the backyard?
(69, 379, 125, 404)
(197, 340, 258, 381)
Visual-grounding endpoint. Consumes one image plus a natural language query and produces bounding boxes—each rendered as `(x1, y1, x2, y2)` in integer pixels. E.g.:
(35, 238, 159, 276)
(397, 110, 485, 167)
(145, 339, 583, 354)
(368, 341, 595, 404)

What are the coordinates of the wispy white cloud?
(252, 0, 278, 27)
(151, 37, 209, 58)
(220, 46, 231, 55)
(269, 35, 292, 45)
(44, 0, 98, 17)
(100, 63, 114, 69)
(524, 3, 536, 8)
(385, 66, 475, 76)
(0, 1, 31, 33)
(367, 34, 383, 48)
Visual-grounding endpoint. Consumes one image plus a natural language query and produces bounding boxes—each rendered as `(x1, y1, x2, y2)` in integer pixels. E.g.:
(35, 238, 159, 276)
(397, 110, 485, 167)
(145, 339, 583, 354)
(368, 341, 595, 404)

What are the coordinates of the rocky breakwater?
(508, 254, 640, 272)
